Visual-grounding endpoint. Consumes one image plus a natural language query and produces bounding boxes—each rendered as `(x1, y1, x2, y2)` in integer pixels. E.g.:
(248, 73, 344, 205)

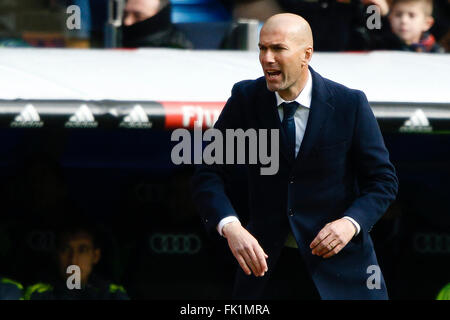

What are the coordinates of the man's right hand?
(222, 221, 269, 277)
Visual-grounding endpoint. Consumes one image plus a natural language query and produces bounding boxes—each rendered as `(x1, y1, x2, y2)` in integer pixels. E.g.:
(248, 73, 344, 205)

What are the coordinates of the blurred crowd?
(0, 0, 448, 52)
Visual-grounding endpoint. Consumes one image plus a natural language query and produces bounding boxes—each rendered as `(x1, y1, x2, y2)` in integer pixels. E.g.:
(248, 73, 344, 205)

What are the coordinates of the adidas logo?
(10, 104, 44, 128)
(119, 104, 152, 128)
(65, 104, 98, 128)
(400, 109, 432, 133)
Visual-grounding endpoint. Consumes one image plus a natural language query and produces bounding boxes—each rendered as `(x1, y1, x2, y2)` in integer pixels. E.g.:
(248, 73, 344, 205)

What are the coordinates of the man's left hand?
(309, 218, 357, 258)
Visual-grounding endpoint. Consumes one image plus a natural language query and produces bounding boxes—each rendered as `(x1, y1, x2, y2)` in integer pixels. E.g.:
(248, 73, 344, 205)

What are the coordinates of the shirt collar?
(275, 70, 312, 109)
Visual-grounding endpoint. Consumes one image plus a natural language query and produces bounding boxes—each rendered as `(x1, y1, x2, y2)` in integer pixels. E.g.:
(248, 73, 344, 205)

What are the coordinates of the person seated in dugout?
(362, 0, 444, 52)
(0, 277, 24, 300)
(121, 0, 193, 48)
(25, 223, 129, 300)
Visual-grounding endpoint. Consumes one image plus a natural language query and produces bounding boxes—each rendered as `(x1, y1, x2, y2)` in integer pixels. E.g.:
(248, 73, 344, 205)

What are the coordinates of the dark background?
(0, 127, 448, 299)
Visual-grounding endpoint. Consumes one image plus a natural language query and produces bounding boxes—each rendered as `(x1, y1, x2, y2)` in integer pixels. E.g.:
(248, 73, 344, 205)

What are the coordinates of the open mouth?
(267, 70, 281, 80)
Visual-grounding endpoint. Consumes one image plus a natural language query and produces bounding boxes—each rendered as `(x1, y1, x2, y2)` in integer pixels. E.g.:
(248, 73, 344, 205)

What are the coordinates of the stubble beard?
(265, 77, 285, 93)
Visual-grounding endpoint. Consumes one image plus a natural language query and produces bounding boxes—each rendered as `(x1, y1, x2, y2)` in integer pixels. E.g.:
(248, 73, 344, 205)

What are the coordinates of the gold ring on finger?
(328, 240, 337, 250)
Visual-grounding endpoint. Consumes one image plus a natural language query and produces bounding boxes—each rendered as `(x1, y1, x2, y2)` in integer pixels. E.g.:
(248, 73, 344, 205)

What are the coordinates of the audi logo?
(149, 233, 202, 255)
(413, 233, 450, 254)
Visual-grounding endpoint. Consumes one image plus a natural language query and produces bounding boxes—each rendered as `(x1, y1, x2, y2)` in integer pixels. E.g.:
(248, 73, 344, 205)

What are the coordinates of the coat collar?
(255, 66, 334, 165)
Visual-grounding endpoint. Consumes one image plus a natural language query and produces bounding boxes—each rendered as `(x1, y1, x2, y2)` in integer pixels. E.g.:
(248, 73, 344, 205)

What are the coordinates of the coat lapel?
(254, 67, 334, 166)
(294, 67, 335, 163)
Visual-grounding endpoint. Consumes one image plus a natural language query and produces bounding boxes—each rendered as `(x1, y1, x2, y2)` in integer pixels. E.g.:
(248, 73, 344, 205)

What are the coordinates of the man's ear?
(301, 46, 313, 67)
(304, 47, 313, 63)
(93, 248, 101, 265)
(423, 15, 434, 32)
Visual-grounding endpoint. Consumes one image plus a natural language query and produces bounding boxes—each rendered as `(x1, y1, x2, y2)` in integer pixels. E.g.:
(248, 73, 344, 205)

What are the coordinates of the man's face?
(58, 232, 100, 285)
(389, 2, 433, 45)
(123, 0, 161, 26)
(259, 25, 310, 100)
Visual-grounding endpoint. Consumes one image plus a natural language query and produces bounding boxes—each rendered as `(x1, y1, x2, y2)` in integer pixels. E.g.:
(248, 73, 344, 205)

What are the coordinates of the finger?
(254, 245, 268, 274)
(316, 239, 338, 256)
(245, 246, 263, 276)
(241, 249, 258, 276)
(323, 243, 344, 259)
(262, 248, 269, 259)
(311, 233, 331, 254)
(310, 227, 331, 249)
(323, 242, 342, 258)
(234, 253, 252, 275)
(315, 242, 331, 256)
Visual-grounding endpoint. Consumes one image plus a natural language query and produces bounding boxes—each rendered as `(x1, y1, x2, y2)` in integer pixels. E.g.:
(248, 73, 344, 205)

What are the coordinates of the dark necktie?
(281, 101, 298, 160)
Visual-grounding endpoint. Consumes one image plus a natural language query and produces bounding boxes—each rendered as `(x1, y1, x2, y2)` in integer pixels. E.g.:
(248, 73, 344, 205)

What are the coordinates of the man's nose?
(261, 50, 275, 65)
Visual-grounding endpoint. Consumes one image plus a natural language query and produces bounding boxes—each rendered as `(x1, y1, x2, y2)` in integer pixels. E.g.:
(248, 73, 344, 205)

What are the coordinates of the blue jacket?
(191, 67, 399, 299)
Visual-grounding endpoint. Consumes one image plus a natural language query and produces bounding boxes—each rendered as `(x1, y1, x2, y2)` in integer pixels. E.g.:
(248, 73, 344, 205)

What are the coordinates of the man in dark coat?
(191, 13, 398, 299)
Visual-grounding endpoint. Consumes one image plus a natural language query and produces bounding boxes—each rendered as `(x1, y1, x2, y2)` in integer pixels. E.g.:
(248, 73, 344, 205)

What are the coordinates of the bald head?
(258, 13, 313, 100)
(262, 13, 313, 48)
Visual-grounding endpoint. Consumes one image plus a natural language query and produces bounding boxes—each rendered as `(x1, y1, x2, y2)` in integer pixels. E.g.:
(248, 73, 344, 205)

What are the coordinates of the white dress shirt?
(217, 70, 360, 238)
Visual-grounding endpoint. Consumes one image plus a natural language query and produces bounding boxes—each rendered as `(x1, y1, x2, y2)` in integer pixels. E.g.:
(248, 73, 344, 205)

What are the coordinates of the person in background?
(224, 0, 396, 51)
(25, 223, 129, 300)
(121, 0, 193, 48)
(0, 277, 23, 300)
(362, 0, 445, 52)
(229, 0, 283, 21)
(387, 0, 444, 52)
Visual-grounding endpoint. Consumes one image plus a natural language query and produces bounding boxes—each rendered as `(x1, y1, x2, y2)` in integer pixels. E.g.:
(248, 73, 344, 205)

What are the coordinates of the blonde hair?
(390, 0, 433, 16)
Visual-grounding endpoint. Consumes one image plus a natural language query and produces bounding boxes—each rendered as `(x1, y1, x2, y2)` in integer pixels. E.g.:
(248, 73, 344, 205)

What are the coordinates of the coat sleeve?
(190, 82, 247, 236)
(343, 90, 399, 233)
